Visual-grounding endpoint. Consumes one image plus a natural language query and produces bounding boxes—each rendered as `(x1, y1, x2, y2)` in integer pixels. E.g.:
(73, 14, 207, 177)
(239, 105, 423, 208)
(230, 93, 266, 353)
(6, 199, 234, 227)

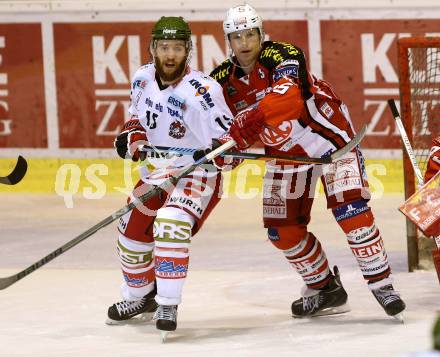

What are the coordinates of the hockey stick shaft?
(388, 99, 440, 254)
(388, 99, 424, 186)
(0, 156, 27, 185)
(0, 140, 235, 290)
(140, 125, 367, 165)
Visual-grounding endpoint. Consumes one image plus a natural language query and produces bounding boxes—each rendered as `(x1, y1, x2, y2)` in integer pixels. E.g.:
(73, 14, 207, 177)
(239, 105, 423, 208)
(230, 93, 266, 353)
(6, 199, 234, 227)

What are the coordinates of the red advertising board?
(321, 19, 440, 149)
(0, 24, 46, 148)
(1, 18, 438, 151)
(53, 21, 308, 148)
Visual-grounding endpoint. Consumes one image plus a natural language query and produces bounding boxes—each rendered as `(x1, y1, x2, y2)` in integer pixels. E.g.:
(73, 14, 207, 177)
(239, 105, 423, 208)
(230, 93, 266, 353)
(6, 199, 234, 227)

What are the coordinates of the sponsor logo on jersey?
(333, 200, 369, 222)
(168, 95, 186, 110)
(323, 153, 363, 196)
(189, 79, 214, 108)
(273, 60, 299, 82)
(155, 258, 188, 279)
(351, 237, 384, 259)
(132, 79, 147, 89)
(256, 88, 271, 102)
(346, 224, 376, 243)
(155, 103, 164, 112)
(211, 65, 230, 81)
(261, 43, 300, 62)
(123, 274, 147, 288)
(320, 102, 334, 119)
(234, 100, 248, 111)
(168, 119, 186, 139)
(267, 227, 280, 241)
(153, 220, 191, 242)
(199, 100, 208, 111)
(167, 106, 183, 119)
(260, 120, 294, 146)
(145, 97, 153, 108)
(134, 91, 142, 110)
(168, 196, 204, 216)
(263, 180, 287, 219)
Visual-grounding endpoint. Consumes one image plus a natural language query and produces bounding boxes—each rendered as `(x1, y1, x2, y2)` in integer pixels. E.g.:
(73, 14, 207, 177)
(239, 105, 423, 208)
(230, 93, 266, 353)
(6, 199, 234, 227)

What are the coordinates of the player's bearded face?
(229, 28, 261, 68)
(153, 40, 188, 83)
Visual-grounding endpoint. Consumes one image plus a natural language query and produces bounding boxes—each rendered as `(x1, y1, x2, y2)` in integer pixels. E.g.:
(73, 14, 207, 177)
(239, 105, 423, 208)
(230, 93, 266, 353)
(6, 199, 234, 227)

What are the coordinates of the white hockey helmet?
(223, 4, 264, 41)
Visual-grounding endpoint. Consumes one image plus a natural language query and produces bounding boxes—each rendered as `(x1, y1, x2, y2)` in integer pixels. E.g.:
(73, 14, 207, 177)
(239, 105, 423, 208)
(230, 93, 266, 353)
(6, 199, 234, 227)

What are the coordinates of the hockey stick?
(140, 125, 367, 165)
(0, 140, 235, 290)
(0, 156, 27, 185)
(388, 99, 440, 282)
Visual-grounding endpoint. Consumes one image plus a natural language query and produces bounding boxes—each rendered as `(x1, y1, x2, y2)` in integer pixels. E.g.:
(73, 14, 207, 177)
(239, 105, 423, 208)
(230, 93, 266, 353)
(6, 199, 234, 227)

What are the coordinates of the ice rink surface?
(0, 192, 438, 357)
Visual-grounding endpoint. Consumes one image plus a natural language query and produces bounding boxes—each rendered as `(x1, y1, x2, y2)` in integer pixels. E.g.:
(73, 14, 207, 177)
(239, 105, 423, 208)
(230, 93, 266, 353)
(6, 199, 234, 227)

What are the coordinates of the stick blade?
(0, 156, 28, 185)
(0, 274, 18, 290)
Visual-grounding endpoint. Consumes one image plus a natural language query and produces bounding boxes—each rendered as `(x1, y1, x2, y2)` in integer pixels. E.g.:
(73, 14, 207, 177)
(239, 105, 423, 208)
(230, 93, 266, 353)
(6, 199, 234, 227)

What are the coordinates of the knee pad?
(332, 200, 390, 281)
(267, 225, 308, 250)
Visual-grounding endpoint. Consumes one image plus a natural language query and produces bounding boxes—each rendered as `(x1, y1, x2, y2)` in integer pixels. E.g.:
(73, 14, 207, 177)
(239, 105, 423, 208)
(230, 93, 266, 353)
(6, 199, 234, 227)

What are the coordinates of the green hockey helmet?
(151, 16, 192, 49)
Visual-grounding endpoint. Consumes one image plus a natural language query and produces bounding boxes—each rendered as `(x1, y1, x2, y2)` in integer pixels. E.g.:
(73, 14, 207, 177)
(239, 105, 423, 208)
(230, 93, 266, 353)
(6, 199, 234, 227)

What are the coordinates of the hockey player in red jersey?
(211, 4, 405, 319)
(424, 136, 440, 183)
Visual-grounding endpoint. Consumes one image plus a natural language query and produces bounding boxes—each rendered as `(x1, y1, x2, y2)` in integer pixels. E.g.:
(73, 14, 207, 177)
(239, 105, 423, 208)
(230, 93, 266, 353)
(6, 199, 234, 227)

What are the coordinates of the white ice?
(0, 193, 438, 357)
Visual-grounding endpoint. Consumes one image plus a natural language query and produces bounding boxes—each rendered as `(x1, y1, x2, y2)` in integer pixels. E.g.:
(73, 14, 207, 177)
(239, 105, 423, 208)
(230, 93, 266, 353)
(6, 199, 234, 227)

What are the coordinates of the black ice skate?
(291, 266, 350, 318)
(106, 288, 158, 325)
(153, 305, 178, 343)
(369, 280, 406, 322)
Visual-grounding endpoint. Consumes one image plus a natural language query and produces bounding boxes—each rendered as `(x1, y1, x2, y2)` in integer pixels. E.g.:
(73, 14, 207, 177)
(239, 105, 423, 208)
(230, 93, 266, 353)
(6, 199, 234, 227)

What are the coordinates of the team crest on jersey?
(260, 120, 294, 146)
(320, 102, 334, 119)
(169, 119, 186, 139)
(258, 68, 265, 79)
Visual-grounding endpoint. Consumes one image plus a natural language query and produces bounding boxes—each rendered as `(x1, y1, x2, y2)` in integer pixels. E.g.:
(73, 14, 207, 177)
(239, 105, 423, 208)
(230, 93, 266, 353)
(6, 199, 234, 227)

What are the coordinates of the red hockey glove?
(229, 107, 265, 150)
(114, 119, 148, 161)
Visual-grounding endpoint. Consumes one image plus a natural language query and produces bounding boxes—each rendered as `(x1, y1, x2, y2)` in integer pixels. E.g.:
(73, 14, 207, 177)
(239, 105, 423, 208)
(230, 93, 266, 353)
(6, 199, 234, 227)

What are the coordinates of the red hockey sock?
(333, 200, 391, 283)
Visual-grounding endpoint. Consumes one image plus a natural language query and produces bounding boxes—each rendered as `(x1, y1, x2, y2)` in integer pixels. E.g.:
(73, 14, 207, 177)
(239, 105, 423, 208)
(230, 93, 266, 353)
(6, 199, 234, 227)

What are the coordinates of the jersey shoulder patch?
(210, 59, 233, 84)
(259, 41, 304, 69)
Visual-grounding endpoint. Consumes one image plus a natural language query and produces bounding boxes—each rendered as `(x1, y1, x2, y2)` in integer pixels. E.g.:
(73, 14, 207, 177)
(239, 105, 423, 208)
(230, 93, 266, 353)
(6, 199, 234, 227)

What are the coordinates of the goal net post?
(397, 36, 440, 271)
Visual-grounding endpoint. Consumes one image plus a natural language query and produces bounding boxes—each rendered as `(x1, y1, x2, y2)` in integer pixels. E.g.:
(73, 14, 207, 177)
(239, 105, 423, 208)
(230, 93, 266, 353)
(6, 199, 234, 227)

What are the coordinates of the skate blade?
(393, 313, 404, 323)
(161, 330, 170, 343)
(105, 312, 154, 326)
(293, 303, 351, 318)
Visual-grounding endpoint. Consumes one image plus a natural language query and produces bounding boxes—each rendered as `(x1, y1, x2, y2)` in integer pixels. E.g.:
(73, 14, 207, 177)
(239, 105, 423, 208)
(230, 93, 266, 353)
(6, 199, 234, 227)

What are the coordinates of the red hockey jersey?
(211, 41, 355, 161)
(425, 136, 440, 183)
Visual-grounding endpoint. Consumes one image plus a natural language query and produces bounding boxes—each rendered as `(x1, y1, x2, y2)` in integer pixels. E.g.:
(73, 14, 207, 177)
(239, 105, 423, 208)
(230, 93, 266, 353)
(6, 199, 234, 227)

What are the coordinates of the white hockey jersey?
(128, 63, 233, 182)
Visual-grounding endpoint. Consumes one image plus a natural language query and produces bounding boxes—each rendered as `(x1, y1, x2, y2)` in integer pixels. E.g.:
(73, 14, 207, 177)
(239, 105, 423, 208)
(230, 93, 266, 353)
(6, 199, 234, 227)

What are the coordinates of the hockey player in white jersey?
(106, 16, 236, 340)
